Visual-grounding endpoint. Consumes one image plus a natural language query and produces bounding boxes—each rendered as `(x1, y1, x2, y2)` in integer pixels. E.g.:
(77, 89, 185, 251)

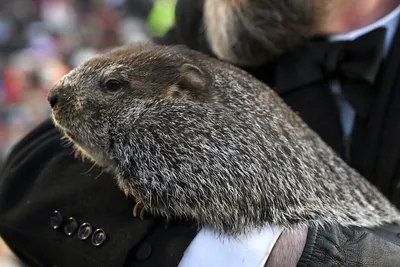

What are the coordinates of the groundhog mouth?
(52, 116, 77, 141)
(51, 111, 67, 129)
(51, 112, 78, 140)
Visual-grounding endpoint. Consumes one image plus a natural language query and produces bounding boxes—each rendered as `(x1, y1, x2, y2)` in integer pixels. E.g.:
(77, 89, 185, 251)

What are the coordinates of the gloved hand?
(296, 224, 400, 267)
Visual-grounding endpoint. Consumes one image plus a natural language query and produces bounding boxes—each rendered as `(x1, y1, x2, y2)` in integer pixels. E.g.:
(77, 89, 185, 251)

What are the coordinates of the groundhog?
(48, 42, 400, 237)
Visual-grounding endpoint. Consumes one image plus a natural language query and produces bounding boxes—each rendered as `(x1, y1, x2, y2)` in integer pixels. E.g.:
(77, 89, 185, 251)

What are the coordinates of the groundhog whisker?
(93, 170, 104, 180)
(81, 162, 97, 175)
(56, 98, 77, 111)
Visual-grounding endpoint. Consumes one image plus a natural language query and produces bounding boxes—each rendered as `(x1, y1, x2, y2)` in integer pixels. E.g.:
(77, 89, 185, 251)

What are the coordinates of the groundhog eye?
(104, 79, 123, 94)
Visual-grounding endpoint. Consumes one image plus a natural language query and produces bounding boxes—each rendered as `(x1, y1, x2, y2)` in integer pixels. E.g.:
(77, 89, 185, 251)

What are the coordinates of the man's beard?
(203, 0, 325, 67)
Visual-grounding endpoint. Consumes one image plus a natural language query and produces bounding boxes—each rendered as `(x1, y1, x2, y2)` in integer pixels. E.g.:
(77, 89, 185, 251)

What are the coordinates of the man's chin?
(212, 44, 282, 67)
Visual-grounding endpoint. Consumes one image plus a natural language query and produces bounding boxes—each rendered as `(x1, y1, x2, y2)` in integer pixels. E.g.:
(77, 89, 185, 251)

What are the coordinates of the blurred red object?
(3, 68, 26, 105)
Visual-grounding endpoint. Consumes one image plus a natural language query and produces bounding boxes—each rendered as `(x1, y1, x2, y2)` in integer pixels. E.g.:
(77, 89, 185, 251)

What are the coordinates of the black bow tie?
(275, 27, 387, 118)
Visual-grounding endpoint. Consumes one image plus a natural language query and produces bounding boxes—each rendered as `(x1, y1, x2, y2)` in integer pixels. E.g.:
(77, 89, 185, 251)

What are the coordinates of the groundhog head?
(49, 43, 216, 171)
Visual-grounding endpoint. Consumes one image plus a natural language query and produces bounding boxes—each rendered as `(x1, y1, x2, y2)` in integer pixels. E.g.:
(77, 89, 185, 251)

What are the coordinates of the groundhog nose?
(48, 94, 59, 109)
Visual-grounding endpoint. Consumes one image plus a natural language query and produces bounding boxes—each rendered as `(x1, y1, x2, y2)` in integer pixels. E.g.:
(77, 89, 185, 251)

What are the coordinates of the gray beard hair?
(203, 0, 322, 66)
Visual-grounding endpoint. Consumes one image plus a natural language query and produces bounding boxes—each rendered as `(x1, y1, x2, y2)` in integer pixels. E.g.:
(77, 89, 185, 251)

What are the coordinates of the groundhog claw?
(133, 196, 146, 220)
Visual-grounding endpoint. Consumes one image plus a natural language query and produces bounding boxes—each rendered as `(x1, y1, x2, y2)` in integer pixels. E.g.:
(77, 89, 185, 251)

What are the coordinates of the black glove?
(297, 224, 400, 267)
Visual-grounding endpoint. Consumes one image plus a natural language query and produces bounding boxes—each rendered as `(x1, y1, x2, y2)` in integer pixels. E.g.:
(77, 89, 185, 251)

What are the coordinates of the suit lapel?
(350, 23, 400, 197)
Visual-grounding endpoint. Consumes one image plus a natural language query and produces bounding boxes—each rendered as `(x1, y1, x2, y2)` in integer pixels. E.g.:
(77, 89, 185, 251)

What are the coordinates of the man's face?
(204, 0, 327, 66)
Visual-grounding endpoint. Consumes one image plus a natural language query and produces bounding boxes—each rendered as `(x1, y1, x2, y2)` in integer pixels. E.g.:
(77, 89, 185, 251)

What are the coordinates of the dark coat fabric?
(1, 1, 400, 266)
(0, 120, 197, 267)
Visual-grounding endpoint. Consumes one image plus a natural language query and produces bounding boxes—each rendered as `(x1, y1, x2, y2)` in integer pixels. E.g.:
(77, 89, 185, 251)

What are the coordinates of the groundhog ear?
(178, 63, 209, 93)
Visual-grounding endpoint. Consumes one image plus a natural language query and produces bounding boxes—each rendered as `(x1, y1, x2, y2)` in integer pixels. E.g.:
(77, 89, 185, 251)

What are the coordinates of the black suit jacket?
(1, 1, 400, 266)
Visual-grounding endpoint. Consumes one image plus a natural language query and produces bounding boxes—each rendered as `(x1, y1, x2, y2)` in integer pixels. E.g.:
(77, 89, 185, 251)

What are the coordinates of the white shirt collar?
(178, 225, 283, 267)
(329, 4, 400, 56)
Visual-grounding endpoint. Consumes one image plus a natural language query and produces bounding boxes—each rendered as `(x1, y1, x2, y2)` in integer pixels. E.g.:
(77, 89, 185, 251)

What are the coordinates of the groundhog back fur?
(50, 42, 400, 237)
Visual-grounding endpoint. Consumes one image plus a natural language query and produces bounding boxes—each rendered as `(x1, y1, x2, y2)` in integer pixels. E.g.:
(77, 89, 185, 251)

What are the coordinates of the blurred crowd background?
(0, 0, 176, 167)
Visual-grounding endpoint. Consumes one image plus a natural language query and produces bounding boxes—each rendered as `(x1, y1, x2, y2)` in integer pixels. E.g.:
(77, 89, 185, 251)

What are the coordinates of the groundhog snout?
(48, 80, 68, 109)
(48, 92, 59, 109)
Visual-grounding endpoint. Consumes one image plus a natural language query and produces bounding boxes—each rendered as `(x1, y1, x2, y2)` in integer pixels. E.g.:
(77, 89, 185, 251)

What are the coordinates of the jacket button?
(77, 223, 93, 240)
(136, 242, 152, 261)
(49, 210, 63, 229)
(91, 229, 107, 247)
(64, 217, 78, 236)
